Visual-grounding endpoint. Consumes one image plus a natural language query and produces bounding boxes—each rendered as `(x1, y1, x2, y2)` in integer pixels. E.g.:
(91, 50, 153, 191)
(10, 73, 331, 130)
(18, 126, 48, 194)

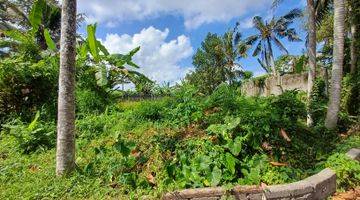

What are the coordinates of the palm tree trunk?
(56, 0, 77, 175)
(307, 0, 317, 126)
(325, 0, 345, 129)
(350, 9, 357, 74)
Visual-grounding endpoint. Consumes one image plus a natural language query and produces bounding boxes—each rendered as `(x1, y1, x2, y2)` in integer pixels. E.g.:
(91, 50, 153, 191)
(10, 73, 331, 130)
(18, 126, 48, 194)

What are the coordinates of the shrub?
(0, 55, 58, 125)
(205, 83, 238, 113)
(270, 90, 306, 128)
(309, 79, 328, 124)
(164, 84, 204, 126)
(325, 153, 360, 191)
(132, 99, 168, 121)
(76, 89, 111, 115)
(2, 112, 55, 154)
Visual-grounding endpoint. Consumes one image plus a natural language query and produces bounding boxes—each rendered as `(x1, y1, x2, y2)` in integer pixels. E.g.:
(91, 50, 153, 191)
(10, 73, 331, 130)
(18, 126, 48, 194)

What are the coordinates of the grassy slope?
(0, 100, 359, 199)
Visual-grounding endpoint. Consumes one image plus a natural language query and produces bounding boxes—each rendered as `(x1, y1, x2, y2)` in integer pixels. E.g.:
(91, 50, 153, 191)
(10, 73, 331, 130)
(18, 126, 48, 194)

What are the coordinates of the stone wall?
(163, 148, 360, 200)
(241, 73, 308, 97)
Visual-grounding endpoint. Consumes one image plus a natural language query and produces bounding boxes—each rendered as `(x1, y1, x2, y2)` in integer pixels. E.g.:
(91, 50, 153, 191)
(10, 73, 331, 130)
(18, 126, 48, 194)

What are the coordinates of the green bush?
(325, 153, 360, 191)
(309, 78, 328, 124)
(164, 84, 204, 126)
(2, 112, 55, 154)
(0, 55, 58, 124)
(76, 89, 111, 115)
(132, 99, 169, 121)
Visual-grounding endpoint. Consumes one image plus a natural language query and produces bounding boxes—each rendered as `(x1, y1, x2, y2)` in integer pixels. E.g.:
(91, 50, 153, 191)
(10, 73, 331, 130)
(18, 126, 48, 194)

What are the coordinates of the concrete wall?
(163, 148, 360, 200)
(241, 73, 308, 97)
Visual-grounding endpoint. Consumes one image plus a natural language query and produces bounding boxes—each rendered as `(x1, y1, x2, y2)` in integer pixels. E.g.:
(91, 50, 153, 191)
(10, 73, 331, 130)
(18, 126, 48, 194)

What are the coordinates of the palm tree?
(349, 1, 358, 74)
(325, 0, 345, 129)
(56, 0, 77, 175)
(273, 0, 331, 126)
(221, 27, 246, 84)
(241, 9, 302, 74)
(307, 0, 317, 126)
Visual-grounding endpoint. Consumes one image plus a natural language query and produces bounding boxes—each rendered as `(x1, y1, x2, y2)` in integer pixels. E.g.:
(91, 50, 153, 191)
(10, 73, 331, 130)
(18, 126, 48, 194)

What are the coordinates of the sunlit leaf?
(29, 0, 45, 31)
(43, 29, 56, 51)
(225, 152, 236, 175)
(95, 65, 108, 87)
(87, 24, 99, 62)
(211, 166, 222, 186)
(27, 111, 40, 131)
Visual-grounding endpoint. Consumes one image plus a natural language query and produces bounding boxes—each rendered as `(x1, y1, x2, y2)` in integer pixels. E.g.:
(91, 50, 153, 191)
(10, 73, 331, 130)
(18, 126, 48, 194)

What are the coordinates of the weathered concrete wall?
(163, 148, 360, 200)
(163, 168, 336, 200)
(346, 148, 360, 161)
(241, 73, 308, 97)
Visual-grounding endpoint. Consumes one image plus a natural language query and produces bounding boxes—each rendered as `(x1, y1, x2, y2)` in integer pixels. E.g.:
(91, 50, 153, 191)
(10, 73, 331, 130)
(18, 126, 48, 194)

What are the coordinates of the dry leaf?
(28, 164, 39, 173)
(262, 142, 272, 150)
(270, 161, 288, 166)
(280, 128, 291, 142)
(146, 173, 156, 185)
(130, 149, 140, 158)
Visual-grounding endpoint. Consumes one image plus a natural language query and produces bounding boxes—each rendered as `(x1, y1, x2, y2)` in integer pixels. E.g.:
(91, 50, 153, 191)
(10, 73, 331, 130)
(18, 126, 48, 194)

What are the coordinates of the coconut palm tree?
(273, 0, 331, 126)
(325, 0, 346, 129)
(56, 0, 77, 175)
(241, 9, 302, 74)
(349, 0, 359, 74)
(307, 0, 317, 126)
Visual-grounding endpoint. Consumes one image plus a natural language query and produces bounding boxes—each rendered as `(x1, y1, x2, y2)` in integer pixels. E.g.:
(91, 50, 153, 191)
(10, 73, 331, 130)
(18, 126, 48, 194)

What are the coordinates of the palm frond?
(257, 58, 271, 73)
(253, 16, 266, 31)
(252, 40, 262, 57)
(315, 0, 332, 26)
(273, 37, 289, 54)
(244, 35, 259, 46)
(285, 28, 302, 41)
(272, 0, 284, 9)
(234, 31, 242, 45)
(283, 8, 303, 21)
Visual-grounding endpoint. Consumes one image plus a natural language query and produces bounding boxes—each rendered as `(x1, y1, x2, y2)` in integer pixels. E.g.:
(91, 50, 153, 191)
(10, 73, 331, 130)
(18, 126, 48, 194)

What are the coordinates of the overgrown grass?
(0, 85, 359, 199)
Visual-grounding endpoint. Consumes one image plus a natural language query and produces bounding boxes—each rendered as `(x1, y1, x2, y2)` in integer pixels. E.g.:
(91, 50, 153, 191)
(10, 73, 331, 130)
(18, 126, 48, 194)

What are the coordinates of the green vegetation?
(0, 0, 360, 199)
(1, 85, 359, 199)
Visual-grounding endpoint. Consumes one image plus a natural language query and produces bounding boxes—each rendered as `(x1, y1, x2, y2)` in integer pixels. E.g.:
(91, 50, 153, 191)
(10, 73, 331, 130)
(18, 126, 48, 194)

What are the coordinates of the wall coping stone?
(346, 148, 360, 161)
(163, 149, 359, 200)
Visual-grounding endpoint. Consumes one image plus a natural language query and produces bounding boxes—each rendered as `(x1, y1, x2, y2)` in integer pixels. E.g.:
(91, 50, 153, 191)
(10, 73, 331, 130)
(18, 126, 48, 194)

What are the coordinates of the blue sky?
(78, 0, 307, 84)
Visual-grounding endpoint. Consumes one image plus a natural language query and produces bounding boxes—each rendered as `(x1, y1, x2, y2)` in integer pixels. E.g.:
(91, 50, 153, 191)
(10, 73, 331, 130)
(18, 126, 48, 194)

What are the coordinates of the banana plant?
(0, 0, 59, 56)
(83, 24, 152, 90)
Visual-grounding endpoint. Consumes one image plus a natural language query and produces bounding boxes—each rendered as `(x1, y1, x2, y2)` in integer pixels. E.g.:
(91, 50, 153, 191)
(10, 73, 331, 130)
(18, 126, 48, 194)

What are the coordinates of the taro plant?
(2, 111, 55, 154)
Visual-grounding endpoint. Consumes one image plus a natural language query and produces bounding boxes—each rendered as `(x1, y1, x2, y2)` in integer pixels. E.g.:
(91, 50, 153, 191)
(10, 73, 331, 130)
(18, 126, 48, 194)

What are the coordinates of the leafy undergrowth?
(0, 85, 359, 199)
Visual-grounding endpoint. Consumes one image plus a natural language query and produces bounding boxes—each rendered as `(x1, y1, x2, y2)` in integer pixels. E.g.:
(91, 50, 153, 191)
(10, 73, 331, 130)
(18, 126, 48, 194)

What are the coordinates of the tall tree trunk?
(349, 4, 357, 74)
(325, 0, 345, 129)
(307, 0, 317, 126)
(56, 0, 77, 175)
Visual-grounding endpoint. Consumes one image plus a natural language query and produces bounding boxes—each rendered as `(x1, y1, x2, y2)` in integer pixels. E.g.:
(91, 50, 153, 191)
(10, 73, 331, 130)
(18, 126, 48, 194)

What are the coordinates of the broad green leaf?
(225, 152, 236, 175)
(29, 0, 45, 31)
(228, 136, 244, 156)
(4, 30, 30, 43)
(28, 111, 40, 131)
(95, 65, 108, 87)
(79, 43, 88, 59)
(198, 155, 212, 170)
(128, 46, 140, 57)
(211, 166, 222, 186)
(87, 24, 99, 62)
(43, 29, 56, 50)
(97, 40, 109, 56)
(226, 117, 241, 130)
(127, 60, 139, 68)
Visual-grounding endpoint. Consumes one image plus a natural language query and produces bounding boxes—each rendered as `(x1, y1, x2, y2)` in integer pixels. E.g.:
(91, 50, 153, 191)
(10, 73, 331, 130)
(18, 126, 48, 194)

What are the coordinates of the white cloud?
(237, 17, 254, 30)
(101, 26, 193, 84)
(78, 0, 271, 29)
